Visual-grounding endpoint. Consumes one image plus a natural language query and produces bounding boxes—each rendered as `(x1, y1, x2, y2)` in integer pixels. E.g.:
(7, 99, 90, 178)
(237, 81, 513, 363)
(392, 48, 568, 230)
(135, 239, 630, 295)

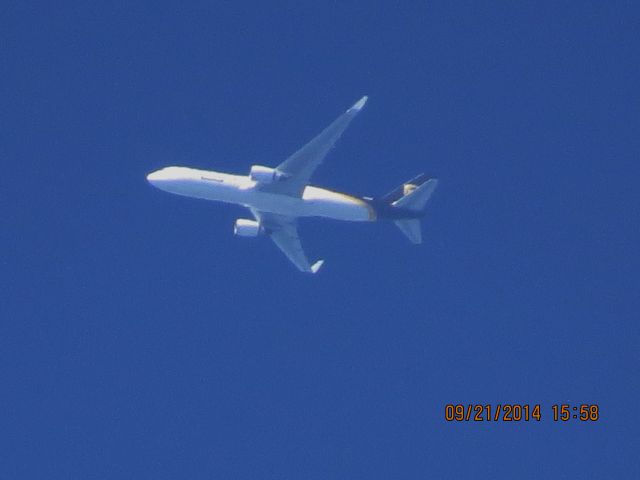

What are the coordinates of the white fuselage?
(147, 166, 376, 221)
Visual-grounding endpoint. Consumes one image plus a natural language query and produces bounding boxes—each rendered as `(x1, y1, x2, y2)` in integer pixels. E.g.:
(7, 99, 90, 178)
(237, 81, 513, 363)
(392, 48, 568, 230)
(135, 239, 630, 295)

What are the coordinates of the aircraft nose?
(146, 167, 186, 188)
(146, 170, 164, 184)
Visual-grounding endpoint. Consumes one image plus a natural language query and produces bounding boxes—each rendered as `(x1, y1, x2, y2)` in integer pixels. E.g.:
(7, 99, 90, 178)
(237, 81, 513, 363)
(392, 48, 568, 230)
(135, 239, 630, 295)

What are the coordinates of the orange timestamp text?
(444, 404, 600, 422)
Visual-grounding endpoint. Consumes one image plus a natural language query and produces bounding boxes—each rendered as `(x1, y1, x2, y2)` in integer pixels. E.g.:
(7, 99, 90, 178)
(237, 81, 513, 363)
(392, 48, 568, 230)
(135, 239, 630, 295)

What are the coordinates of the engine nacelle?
(233, 218, 263, 237)
(249, 165, 285, 184)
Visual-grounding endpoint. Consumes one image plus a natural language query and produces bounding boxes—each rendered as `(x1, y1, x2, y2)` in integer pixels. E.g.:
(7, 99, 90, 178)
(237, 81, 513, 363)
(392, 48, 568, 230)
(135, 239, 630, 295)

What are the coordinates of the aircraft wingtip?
(310, 259, 325, 274)
(350, 95, 368, 112)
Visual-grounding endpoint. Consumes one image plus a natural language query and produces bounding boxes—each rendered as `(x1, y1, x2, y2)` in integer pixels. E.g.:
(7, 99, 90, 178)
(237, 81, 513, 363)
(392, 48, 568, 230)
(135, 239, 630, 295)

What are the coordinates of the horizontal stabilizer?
(394, 219, 422, 244)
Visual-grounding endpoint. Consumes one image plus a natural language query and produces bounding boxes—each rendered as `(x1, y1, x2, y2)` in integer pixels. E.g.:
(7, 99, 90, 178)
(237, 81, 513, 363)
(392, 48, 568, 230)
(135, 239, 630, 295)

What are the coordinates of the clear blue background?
(2, 2, 638, 478)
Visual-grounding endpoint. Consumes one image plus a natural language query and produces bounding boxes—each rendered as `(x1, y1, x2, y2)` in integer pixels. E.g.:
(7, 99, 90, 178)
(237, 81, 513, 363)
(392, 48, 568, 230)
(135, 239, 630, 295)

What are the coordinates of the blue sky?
(1, 2, 639, 478)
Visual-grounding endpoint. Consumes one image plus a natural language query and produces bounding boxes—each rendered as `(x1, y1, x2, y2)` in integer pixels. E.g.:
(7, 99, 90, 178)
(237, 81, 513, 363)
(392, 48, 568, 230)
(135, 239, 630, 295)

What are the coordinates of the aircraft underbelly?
(165, 179, 245, 203)
(300, 197, 371, 221)
(248, 188, 373, 221)
(158, 179, 373, 221)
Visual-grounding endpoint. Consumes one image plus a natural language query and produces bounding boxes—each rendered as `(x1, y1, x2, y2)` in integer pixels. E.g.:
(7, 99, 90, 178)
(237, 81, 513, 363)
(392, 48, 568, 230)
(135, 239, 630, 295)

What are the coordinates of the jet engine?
(249, 165, 286, 184)
(233, 218, 263, 237)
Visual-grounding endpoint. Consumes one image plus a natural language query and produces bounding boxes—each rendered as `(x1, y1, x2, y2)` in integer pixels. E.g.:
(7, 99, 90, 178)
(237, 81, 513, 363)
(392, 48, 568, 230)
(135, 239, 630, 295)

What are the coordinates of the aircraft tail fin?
(380, 173, 430, 204)
(379, 175, 438, 243)
(391, 177, 438, 213)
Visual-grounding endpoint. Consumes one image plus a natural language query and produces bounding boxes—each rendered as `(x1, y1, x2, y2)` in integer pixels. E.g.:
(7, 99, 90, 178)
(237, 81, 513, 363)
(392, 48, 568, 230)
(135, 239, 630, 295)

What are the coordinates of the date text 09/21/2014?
(444, 404, 600, 422)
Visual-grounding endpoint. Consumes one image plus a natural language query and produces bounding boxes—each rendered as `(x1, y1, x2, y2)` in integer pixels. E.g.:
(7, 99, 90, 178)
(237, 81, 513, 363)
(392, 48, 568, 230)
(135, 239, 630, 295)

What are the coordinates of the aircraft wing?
(251, 209, 324, 274)
(258, 96, 368, 197)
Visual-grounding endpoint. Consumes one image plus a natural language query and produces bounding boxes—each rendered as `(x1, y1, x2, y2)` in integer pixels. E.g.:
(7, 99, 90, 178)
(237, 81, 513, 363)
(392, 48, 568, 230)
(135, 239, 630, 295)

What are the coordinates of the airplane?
(146, 96, 438, 273)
